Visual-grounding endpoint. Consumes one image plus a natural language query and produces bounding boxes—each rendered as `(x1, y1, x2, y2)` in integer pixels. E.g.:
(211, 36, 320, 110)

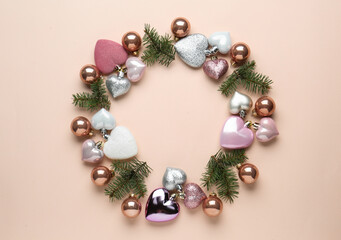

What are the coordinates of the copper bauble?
(79, 64, 100, 85)
(122, 31, 142, 53)
(91, 166, 113, 186)
(171, 17, 191, 38)
(238, 163, 259, 184)
(121, 194, 141, 218)
(202, 194, 223, 217)
(70, 116, 91, 137)
(230, 42, 250, 65)
(254, 96, 276, 117)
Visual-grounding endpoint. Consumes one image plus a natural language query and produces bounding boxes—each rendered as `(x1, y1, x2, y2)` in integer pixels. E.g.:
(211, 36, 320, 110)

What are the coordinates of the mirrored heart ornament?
(229, 91, 253, 118)
(208, 32, 232, 54)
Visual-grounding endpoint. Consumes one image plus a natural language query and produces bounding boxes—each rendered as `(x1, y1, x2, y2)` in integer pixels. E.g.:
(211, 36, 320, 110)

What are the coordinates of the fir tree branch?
(219, 60, 273, 97)
(201, 149, 248, 203)
(142, 24, 175, 67)
(105, 157, 152, 200)
(72, 78, 111, 111)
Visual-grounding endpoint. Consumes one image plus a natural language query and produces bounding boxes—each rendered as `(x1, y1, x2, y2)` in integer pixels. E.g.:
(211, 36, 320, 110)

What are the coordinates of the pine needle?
(201, 149, 248, 203)
(72, 78, 111, 111)
(219, 60, 273, 97)
(105, 158, 152, 200)
(141, 24, 175, 67)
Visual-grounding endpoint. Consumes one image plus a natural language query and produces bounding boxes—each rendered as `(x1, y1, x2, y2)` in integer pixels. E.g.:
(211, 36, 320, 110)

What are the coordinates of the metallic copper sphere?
(230, 42, 250, 65)
(91, 166, 113, 186)
(202, 194, 223, 217)
(254, 96, 276, 117)
(70, 116, 91, 137)
(79, 64, 100, 85)
(238, 163, 259, 184)
(171, 17, 191, 38)
(121, 194, 141, 218)
(122, 31, 142, 52)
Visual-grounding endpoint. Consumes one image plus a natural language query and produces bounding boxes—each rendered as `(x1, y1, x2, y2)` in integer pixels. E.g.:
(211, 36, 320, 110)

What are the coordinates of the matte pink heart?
(256, 117, 279, 142)
(220, 116, 254, 149)
(125, 57, 146, 82)
(94, 39, 128, 74)
(203, 59, 229, 80)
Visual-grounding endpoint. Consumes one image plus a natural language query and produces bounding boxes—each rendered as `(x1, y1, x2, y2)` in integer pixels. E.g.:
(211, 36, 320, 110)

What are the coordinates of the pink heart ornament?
(183, 183, 207, 209)
(82, 139, 104, 163)
(203, 59, 229, 80)
(94, 39, 128, 74)
(256, 117, 279, 142)
(220, 116, 254, 149)
(125, 57, 146, 82)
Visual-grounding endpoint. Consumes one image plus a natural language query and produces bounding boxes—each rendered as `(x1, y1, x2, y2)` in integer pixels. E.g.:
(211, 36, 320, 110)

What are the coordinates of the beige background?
(1, 0, 341, 239)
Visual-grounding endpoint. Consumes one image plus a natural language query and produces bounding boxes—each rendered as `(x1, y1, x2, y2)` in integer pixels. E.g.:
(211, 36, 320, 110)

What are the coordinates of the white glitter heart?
(174, 34, 208, 68)
(103, 126, 138, 160)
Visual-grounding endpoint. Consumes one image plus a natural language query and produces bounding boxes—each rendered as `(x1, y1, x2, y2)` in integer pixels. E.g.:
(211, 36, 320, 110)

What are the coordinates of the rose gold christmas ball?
(254, 96, 276, 117)
(70, 116, 91, 137)
(121, 195, 141, 218)
(171, 17, 191, 38)
(238, 163, 259, 184)
(91, 166, 113, 186)
(122, 31, 142, 52)
(230, 42, 250, 65)
(202, 194, 223, 217)
(79, 64, 100, 85)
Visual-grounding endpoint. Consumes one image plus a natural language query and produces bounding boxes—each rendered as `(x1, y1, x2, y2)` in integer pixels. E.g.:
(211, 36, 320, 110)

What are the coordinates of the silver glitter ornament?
(106, 72, 131, 98)
(229, 91, 253, 116)
(162, 167, 187, 191)
(174, 34, 208, 68)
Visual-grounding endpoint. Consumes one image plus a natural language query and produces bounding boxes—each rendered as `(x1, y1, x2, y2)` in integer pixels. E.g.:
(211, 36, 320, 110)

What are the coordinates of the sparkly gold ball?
(202, 194, 223, 217)
(79, 64, 100, 85)
(230, 42, 250, 65)
(238, 163, 259, 184)
(171, 17, 191, 38)
(70, 116, 91, 137)
(121, 195, 141, 218)
(122, 31, 142, 52)
(254, 96, 276, 117)
(91, 166, 113, 186)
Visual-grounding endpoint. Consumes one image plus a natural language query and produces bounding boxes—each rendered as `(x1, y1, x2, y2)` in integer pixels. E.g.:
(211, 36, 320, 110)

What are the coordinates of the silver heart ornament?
(91, 108, 116, 130)
(106, 74, 131, 98)
(208, 32, 232, 54)
(174, 34, 208, 68)
(82, 139, 104, 163)
(162, 167, 187, 191)
(229, 91, 253, 115)
(103, 126, 138, 160)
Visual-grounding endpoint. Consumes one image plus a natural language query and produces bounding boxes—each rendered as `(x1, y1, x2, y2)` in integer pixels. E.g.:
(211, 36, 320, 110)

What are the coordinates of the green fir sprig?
(105, 157, 152, 200)
(72, 78, 110, 111)
(141, 24, 175, 67)
(219, 61, 273, 97)
(201, 149, 248, 203)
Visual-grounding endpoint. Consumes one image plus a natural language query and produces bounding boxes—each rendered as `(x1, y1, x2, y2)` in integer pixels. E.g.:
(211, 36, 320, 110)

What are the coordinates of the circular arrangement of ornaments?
(70, 17, 279, 222)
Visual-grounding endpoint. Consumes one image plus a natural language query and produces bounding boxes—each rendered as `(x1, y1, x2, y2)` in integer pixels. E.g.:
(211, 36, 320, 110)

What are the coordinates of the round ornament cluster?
(70, 17, 279, 222)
